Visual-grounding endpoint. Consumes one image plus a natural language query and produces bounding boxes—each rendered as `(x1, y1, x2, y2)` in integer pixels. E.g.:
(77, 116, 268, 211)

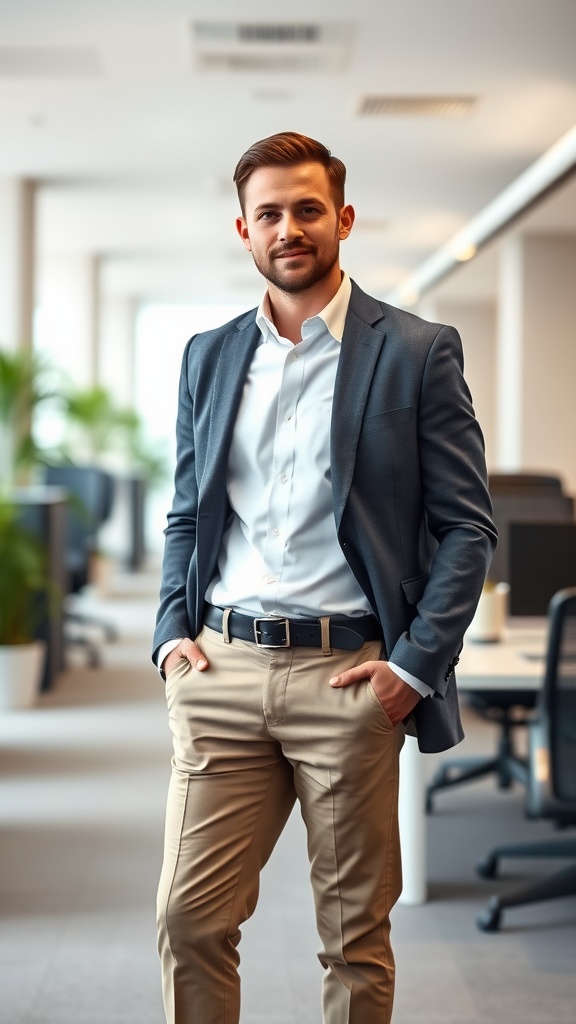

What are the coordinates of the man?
(153, 131, 497, 1024)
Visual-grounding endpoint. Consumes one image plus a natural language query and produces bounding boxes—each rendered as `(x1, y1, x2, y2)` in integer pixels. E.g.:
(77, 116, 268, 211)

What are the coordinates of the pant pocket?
(366, 681, 395, 729)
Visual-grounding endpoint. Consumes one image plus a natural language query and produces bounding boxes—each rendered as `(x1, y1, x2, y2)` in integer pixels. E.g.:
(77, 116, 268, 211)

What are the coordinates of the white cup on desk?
(467, 581, 510, 642)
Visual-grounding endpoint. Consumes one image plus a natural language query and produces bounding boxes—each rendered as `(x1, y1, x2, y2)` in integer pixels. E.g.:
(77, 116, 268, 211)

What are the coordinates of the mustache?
(271, 242, 314, 258)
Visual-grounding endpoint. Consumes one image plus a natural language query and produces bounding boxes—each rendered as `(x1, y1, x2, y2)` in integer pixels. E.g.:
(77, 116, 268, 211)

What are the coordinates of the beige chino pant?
(157, 625, 405, 1024)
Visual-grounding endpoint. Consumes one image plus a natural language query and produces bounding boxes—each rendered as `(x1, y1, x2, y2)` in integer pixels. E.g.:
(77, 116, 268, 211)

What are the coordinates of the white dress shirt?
(159, 274, 432, 698)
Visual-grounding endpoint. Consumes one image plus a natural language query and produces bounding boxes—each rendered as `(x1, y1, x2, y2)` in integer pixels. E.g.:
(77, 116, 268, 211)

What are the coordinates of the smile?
(275, 249, 312, 259)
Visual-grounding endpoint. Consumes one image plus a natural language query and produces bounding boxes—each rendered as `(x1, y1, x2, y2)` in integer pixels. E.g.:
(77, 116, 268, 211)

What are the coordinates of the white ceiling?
(2, 0, 576, 306)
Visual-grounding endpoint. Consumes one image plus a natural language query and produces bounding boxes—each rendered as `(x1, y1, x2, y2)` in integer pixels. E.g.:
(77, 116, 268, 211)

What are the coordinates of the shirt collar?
(256, 273, 352, 346)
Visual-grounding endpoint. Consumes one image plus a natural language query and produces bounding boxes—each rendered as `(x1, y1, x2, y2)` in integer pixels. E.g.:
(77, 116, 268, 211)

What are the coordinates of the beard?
(250, 237, 340, 295)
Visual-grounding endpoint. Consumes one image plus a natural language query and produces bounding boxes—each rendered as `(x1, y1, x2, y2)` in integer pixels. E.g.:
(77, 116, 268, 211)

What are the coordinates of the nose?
(278, 213, 303, 242)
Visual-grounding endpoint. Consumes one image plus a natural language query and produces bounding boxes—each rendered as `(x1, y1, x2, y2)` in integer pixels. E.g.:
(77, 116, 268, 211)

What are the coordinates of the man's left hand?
(329, 661, 422, 726)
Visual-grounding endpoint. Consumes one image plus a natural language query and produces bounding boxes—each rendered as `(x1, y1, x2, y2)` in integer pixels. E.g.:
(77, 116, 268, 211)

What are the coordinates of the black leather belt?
(203, 604, 382, 651)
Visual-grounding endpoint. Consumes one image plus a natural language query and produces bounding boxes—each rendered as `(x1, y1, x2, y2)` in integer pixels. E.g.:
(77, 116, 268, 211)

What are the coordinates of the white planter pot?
(0, 641, 46, 710)
(467, 582, 510, 643)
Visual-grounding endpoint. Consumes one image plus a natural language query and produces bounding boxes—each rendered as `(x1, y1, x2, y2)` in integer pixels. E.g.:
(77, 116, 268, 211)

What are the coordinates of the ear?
(338, 204, 355, 240)
(236, 217, 252, 251)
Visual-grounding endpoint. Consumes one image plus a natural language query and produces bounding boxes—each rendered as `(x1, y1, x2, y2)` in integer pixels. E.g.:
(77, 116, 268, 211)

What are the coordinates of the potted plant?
(0, 501, 51, 709)
(0, 348, 56, 486)
(56, 385, 139, 464)
(0, 348, 64, 705)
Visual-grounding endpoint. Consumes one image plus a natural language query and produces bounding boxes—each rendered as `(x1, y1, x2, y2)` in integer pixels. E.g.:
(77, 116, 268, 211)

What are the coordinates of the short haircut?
(233, 131, 346, 213)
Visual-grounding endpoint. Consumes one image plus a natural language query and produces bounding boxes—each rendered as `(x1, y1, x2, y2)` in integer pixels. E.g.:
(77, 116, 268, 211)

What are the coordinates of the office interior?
(1, 2, 576, 1022)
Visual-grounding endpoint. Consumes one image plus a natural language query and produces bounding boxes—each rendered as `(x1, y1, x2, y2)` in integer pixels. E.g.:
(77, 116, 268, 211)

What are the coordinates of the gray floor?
(1, 565, 575, 1023)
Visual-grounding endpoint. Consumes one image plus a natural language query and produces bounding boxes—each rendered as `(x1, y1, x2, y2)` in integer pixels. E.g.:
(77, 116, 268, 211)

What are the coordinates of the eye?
(258, 210, 278, 222)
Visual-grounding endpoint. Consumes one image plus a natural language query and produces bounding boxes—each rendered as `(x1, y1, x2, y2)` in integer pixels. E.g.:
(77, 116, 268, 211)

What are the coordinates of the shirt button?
(272, 528, 280, 537)
(279, 473, 288, 484)
(285, 414, 292, 422)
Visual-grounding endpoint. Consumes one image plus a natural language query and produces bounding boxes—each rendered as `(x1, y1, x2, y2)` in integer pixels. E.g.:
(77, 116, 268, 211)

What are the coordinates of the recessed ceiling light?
(455, 242, 478, 262)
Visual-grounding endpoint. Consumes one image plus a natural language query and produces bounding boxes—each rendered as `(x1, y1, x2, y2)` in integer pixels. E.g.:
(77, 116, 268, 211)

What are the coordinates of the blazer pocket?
(401, 572, 429, 606)
(362, 406, 413, 432)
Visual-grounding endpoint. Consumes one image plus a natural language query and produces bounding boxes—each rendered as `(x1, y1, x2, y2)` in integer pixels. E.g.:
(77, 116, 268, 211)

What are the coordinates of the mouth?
(274, 247, 313, 260)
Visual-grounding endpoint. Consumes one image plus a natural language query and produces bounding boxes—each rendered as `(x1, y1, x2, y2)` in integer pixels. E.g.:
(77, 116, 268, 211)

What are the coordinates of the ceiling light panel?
(191, 21, 353, 73)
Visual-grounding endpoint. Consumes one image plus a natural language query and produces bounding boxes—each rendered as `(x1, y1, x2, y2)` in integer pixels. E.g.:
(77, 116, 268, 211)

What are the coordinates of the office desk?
(455, 619, 546, 691)
(398, 619, 547, 905)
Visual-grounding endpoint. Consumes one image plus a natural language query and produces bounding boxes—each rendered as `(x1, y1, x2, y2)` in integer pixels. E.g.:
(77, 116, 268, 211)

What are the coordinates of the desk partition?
(12, 486, 68, 691)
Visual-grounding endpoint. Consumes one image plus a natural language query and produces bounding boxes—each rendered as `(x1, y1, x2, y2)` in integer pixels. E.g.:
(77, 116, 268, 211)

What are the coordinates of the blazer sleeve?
(388, 324, 497, 695)
(152, 338, 198, 662)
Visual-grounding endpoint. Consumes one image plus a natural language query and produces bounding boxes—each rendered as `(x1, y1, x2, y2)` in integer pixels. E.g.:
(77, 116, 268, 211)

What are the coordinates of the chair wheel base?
(476, 855, 498, 879)
(477, 904, 502, 932)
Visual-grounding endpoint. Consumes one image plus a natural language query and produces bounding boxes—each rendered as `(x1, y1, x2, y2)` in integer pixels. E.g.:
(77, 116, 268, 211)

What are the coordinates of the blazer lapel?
(200, 314, 260, 509)
(331, 283, 387, 530)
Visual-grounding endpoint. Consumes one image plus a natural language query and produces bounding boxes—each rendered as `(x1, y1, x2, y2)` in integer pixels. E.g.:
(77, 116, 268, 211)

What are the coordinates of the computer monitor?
(508, 521, 576, 616)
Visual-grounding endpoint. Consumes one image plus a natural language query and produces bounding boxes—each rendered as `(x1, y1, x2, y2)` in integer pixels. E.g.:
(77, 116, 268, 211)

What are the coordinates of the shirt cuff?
(156, 638, 183, 675)
(387, 661, 434, 698)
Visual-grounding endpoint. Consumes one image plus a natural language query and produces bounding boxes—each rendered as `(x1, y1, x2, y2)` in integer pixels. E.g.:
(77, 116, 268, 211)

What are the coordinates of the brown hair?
(233, 131, 346, 213)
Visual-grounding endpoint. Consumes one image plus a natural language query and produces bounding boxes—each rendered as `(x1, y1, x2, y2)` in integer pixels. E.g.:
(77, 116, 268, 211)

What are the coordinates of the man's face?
(236, 162, 354, 295)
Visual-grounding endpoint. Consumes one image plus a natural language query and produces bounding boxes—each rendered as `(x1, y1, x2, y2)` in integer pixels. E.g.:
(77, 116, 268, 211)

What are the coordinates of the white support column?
(495, 238, 524, 469)
(0, 178, 36, 351)
(496, 233, 576, 491)
(36, 253, 100, 388)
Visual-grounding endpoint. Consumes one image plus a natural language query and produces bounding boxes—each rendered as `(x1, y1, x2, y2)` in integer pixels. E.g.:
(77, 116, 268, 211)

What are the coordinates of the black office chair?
(425, 692, 532, 812)
(426, 472, 574, 812)
(44, 465, 118, 666)
(476, 588, 576, 931)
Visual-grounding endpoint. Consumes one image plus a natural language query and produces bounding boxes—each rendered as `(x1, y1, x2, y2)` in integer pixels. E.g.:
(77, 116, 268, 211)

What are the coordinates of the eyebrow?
(253, 197, 327, 213)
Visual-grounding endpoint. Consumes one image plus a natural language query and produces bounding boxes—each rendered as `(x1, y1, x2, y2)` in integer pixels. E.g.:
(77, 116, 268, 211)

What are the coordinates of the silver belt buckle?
(253, 616, 291, 648)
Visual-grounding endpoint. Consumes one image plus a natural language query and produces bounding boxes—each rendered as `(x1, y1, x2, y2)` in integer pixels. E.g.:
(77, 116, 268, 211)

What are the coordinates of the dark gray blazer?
(153, 281, 497, 753)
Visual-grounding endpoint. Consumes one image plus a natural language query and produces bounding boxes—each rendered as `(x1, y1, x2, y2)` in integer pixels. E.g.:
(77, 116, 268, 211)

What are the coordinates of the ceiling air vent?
(191, 21, 352, 73)
(238, 25, 320, 44)
(357, 95, 477, 118)
(0, 46, 103, 78)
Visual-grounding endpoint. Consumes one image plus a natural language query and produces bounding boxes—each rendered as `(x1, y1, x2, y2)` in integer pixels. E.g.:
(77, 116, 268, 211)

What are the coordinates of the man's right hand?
(163, 639, 209, 677)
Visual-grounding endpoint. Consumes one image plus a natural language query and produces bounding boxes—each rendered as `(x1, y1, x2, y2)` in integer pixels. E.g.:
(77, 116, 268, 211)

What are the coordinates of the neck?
(266, 267, 343, 344)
